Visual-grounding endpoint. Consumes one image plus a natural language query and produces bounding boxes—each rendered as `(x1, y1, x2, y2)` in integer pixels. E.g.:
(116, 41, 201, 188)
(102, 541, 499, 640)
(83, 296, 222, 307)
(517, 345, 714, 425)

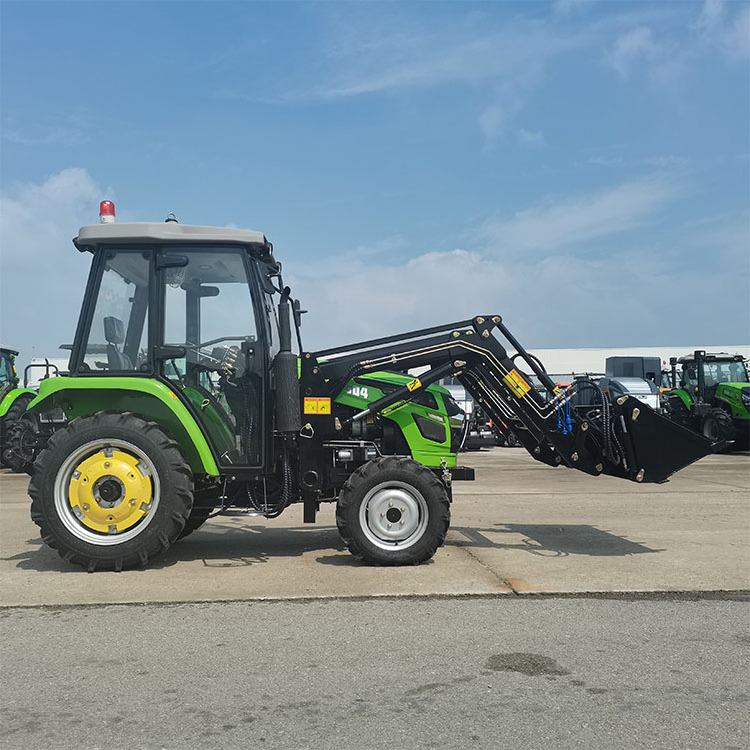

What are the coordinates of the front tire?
(702, 408, 734, 444)
(336, 456, 450, 565)
(29, 412, 193, 571)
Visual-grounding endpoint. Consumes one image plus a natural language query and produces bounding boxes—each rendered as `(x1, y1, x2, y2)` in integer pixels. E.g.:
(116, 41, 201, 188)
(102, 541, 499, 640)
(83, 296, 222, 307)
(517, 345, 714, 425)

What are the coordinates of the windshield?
(683, 360, 749, 388)
(0, 352, 17, 387)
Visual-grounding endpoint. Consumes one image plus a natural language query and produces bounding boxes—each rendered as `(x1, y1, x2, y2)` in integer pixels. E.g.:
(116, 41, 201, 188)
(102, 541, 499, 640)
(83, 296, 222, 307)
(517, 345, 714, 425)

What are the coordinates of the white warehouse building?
(527, 345, 750, 379)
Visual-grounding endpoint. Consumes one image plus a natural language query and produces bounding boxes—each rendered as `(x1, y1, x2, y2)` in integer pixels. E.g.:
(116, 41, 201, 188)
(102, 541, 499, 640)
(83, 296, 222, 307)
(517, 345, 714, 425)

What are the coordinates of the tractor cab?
(66, 206, 290, 473)
(677, 352, 749, 402)
(666, 350, 750, 445)
(0, 347, 20, 397)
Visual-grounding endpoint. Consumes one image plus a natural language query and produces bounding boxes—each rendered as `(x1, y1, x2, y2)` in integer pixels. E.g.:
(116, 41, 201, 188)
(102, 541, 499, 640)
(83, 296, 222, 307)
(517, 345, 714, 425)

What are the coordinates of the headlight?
(742, 387, 750, 408)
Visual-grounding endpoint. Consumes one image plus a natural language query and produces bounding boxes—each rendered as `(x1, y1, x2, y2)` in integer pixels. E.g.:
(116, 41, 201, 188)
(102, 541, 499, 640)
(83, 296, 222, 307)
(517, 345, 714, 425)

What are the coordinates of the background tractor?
(665, 350, 750, 448)
(0, 347, 37, 470)
(23, 202, 715, 572)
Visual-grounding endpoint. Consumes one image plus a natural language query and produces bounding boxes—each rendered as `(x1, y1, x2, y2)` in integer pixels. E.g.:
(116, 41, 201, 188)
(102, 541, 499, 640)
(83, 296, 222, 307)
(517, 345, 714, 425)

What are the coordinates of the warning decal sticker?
(304, 397, 332, 414)
(406, 378, 422, 392)
(502, 369, 531, 398)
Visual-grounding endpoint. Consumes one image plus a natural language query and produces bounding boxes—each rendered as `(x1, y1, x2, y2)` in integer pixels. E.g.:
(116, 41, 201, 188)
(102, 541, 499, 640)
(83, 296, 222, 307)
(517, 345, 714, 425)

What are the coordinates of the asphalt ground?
(1, 597, 748, 750)
(0, 447, 748, 607)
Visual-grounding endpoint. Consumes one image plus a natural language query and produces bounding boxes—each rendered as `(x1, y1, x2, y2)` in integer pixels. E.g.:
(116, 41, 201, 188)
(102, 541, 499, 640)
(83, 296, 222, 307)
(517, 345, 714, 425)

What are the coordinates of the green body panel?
(714, 383, 750, 420)
(0, 388, 36, 418)
(28, 377, 220, 475)
(335, 371, 457, 468)
(671, 389, 694, 410)
(182, 385, 236, 455)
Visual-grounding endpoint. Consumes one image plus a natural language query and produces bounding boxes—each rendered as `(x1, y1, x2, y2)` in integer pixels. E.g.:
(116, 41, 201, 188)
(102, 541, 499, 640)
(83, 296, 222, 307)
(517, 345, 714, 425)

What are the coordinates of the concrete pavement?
(3, 598, 748, 750)
(1, 448, 748, 606)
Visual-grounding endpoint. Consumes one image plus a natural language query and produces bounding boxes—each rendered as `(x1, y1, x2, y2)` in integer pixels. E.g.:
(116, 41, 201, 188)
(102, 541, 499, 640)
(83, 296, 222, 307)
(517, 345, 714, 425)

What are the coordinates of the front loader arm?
(309, 315, 712, 484)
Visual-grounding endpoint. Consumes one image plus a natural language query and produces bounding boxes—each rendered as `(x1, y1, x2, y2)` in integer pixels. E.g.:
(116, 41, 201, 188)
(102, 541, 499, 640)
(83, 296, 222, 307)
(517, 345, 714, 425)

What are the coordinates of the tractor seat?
(104, 316, 133, 371)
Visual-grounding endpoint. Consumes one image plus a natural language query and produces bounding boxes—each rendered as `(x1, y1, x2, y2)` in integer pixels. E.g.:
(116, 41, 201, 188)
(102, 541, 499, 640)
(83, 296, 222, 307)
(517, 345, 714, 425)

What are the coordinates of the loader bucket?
(612, 397, 714, 484)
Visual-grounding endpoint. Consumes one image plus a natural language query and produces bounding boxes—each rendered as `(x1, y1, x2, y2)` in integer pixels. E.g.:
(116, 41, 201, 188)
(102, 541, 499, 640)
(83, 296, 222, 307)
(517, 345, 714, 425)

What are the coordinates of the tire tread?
(336, 456, 450, 565)
(29, 411, 193, 571)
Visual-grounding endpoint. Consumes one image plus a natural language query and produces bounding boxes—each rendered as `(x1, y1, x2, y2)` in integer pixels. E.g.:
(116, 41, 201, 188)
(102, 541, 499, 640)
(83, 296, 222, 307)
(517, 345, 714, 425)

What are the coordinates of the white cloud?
(310, 24, 572, 99)
(2, 170, 744, 367)
(604, 2, 749, 84)
(697, 0, 725, 31)
(727, 6, 750, 59)
(697, 0, 750, 60)
(478, 94, 525, 143)
(517, 129, 546, 147)
(477, 177, 680, 255)
(287, 250, 516, 349)
(285, 182, 746, 351)
(605, 26, 661, 78)
(346, 235, 407, 261)
(581, 153, 689, 169)
(221, 13, 588, 138)
(0, 169, 107, 360)
(1, 114, 93, 147)
(553, 0, 597, 13)
(289, 213, 748, 352)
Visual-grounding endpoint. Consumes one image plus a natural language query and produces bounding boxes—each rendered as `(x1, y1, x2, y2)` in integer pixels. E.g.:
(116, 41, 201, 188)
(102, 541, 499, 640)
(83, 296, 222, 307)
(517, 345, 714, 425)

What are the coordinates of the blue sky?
(1, 0, 748, 365)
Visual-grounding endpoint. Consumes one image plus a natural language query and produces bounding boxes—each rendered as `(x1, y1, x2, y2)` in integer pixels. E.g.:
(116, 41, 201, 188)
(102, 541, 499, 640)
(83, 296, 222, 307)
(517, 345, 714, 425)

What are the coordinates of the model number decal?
(346, 386, 370, 399)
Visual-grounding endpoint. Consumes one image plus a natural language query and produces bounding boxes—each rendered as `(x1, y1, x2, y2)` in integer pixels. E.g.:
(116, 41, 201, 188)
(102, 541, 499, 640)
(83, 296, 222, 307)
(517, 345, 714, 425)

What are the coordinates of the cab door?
(157, 246, 269, 469)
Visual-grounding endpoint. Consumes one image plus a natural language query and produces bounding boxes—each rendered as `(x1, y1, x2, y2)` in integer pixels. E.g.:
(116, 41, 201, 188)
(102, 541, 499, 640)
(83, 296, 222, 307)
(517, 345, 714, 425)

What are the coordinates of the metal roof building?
(528, 345, 750, 378)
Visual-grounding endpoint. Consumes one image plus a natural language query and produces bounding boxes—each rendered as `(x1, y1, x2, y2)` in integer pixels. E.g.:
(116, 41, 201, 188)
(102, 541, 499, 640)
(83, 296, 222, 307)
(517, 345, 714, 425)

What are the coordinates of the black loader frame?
(296, 313, 712, 528)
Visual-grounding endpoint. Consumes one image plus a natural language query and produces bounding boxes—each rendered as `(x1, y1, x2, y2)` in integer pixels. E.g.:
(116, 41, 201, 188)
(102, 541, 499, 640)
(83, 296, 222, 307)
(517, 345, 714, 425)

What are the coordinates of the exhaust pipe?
(274, 286, 301, 433)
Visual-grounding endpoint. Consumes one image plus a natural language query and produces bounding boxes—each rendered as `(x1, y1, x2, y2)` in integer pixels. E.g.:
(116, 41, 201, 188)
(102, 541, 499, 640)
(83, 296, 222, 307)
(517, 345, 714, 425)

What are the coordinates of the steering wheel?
(183, 343, 232, 372)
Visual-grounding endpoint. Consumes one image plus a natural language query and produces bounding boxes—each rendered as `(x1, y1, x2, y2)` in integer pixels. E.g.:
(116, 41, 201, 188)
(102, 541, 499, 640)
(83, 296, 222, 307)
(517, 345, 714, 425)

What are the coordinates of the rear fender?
(0, 388, 36, 418)
(27, 377, 219, 475)
(670, 389, 693, 410)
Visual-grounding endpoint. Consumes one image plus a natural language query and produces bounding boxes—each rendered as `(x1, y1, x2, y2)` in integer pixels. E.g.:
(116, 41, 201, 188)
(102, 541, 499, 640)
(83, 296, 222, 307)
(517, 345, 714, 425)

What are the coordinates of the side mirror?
(293, 299, 307, 328)
(153, 345, 187, 361)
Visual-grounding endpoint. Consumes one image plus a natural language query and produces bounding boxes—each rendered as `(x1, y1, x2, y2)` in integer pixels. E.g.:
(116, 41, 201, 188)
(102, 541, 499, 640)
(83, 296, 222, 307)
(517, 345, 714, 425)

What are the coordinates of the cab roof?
(677, 353, 746, 364)
(73, 222, 277, 269)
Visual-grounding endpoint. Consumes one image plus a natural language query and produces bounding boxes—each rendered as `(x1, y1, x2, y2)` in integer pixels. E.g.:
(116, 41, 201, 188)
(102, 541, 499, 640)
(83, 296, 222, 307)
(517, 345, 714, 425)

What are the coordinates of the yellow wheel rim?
(68, 449, 153, 533)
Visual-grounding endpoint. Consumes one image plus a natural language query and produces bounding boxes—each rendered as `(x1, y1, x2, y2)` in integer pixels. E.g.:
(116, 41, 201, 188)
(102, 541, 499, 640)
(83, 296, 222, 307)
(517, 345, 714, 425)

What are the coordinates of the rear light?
(99, 200, 115, 223)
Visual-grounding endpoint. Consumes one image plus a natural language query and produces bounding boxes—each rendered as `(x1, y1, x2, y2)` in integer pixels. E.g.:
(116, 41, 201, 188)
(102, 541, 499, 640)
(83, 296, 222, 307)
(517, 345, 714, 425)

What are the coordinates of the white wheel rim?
(359, 480, 428, 551)
(53, 439, 161, 545)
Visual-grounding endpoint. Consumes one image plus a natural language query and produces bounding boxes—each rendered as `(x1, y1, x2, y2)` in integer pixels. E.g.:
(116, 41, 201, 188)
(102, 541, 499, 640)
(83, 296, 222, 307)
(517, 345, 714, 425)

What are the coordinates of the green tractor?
(665, 350, 750, 448)
(23, 202, 713, 572)
(0, 347, 36, 469)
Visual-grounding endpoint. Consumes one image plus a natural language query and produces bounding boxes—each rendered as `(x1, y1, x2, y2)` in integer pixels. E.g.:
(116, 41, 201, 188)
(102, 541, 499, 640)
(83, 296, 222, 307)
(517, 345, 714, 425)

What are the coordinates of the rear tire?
(4, 412, 41, 474)
(336, 456, 450, 565)
(0, 395, 33, 470)
(29, 412, 193, 571)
